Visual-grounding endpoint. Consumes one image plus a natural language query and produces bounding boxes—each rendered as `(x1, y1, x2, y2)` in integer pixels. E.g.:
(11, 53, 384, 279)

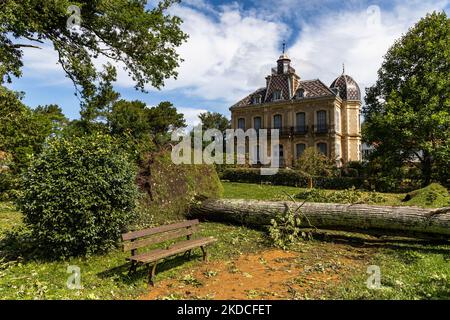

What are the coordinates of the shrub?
(295, 147, 337, 187)
(17, 134, 138, 257)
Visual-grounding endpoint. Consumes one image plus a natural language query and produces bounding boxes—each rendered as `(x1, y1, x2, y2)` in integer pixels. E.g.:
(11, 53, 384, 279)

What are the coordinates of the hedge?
(220, 168, 421, 193)
(221, 168, 364, 190)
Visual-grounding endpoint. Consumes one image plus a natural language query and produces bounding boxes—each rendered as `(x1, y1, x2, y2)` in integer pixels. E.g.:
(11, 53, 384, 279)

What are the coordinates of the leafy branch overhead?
(0, 0, 188, 95)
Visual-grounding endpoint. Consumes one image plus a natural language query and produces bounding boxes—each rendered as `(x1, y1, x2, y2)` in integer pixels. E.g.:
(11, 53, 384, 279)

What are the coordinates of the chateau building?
(230, 53, 362, 167)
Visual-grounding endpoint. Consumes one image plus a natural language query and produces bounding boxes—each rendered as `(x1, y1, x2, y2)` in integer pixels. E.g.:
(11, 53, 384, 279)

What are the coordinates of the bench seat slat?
(122, 219, 199, 241)
(128, 237, 217, 264)
(123, 226, 198, 252)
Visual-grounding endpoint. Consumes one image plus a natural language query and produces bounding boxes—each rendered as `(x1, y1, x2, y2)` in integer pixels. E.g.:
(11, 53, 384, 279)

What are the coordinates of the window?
(253, 95, 261, 104)
(253, 117, 262, 131)
(273, 91, 282, 101)
(238, 118, 245, 130)
(296, 112, 306, 133)
(283, 62, 289, 74)
(317, 110, 327, 133)
(335, 109, 340, 132)
(317, 143, 327, 156)
(296, 143, 306, 159)
(273, 115, 282, 130)
(297, 89, 305, 98)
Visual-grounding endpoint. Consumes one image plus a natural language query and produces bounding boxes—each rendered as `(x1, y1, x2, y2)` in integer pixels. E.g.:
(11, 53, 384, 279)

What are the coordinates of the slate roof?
(231, 79, 336, 109)
(264, 74, 292, 102)
(330, 74, 361, 101)
(295, 79, 336, 99)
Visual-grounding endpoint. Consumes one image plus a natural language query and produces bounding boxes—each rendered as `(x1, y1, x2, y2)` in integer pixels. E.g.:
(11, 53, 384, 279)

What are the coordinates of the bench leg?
(148, 262, 158, 287)
(200, 246, 208, 262)
(128, 261, 137, 275)
(183, 249, 192, 259)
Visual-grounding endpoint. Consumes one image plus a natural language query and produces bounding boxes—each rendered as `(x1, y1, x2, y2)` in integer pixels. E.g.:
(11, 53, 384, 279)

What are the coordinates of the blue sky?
(6, 0, 450, 126)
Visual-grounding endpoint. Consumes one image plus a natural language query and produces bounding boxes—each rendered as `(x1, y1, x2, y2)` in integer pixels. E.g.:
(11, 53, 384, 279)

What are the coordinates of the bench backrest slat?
(123, 225, 198, 252)
(122, 219, 199, 241)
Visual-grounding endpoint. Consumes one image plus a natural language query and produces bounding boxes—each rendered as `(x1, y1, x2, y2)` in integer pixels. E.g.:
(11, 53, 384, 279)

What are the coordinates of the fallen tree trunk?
(190, 199, 450, 239)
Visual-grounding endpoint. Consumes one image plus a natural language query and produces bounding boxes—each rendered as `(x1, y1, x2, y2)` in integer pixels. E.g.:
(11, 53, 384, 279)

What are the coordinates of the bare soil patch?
(140, 242, 374, 300)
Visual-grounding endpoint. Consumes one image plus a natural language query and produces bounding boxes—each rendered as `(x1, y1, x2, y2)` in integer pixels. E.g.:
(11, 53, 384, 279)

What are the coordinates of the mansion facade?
(230, 54, 362, 167)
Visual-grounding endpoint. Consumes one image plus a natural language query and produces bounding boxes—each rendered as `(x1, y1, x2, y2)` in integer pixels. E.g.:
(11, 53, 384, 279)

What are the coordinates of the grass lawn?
(222, 181, 450, 208)
(0, 202, 266, 300)
(1, 181, 449, 300)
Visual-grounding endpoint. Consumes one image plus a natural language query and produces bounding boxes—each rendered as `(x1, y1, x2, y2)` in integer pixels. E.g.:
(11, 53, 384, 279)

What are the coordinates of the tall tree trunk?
(190, 199, 450, 239)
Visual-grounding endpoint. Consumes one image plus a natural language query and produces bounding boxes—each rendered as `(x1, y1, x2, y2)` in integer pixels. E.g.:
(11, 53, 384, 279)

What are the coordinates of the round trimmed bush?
(17, 134, 138, 257)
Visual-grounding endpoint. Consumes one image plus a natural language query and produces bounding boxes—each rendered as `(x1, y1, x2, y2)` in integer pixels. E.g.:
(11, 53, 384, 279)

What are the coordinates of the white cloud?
(114, 4, 288, 104)
(288, 0, 450, 90)
(177, 106, 208, 128)
(16, 0, 450, 109)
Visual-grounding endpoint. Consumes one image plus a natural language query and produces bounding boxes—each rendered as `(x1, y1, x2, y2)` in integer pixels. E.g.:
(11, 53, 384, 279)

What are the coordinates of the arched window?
(238, 118, 245, 130)
(317, 143, 327, 156)
(273, 114, 282, 130)
(296, 143, 306, 159)
(317, 110, 327, 133)
(253, 117, 262, 131)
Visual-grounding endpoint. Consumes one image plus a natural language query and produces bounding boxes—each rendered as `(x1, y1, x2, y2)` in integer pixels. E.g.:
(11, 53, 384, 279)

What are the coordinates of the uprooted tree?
(190, 199, 450, 239)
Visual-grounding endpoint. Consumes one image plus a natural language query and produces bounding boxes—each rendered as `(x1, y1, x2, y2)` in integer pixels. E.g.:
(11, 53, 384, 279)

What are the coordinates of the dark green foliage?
(363, 12, 450, 186)
(17, 134, 138, 257)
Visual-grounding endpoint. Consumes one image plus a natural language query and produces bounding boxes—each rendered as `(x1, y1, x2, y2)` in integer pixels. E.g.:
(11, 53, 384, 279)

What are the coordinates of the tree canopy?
(199, 111, 230, 132)
(363, 11, 450, 185)
(108, 99, 186, 145)
(0, 86, 68, 172)
(0, 0, 188, 97)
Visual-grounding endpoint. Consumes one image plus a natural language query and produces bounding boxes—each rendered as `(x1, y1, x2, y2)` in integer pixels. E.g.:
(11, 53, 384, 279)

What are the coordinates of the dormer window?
(252, 95, 262, 104)
(296, 89, 305, 99)
(273, 91, 282, 101)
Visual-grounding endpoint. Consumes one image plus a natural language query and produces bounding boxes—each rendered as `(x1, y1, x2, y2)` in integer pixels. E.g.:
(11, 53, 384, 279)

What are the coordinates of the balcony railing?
(250, 125, 332, 136)
(294, 125, 308, 135)
(264, 126, 309, 137)
(312, 124, 332, 134)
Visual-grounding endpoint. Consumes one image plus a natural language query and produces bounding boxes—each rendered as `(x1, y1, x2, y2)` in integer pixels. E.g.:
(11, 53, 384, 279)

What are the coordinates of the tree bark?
(190, 199, 450, 239)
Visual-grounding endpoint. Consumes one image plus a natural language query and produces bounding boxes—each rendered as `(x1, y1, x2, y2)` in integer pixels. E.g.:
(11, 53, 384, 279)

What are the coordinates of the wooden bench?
(122, 219, 217, 285)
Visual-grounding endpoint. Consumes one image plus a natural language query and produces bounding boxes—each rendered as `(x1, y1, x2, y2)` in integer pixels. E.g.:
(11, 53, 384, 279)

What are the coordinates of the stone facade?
(230, 55, 362, 167)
